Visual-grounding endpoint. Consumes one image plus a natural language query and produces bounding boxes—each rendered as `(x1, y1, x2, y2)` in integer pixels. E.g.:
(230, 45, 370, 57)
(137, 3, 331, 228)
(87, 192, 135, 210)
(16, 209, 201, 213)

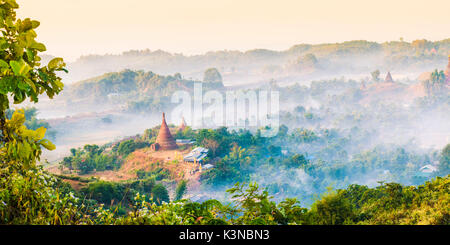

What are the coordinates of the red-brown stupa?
(385, 71, 394, 83)
(179, 116, 186, 131)
(155, 112, 177, 150)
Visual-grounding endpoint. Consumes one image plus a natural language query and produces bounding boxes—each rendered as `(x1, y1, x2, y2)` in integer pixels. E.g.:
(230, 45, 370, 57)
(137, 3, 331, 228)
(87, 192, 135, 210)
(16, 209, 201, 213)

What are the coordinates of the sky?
(17, 0, 450, 61)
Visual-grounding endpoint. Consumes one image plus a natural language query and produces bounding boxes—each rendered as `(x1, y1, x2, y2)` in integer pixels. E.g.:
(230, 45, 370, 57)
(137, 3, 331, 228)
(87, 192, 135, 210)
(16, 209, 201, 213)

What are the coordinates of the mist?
(13, 40, 448, 206)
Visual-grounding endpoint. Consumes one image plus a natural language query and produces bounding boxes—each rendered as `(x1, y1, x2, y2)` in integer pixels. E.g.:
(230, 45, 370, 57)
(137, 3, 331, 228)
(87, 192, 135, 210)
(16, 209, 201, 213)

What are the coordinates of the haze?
(17, 0, 450, 61)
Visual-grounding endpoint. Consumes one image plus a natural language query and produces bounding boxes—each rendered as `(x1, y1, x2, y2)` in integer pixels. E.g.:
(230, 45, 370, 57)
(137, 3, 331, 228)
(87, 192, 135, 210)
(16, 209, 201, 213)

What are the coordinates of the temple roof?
(385, 72, 394, 83)
(179, 116, 186, 131)
(155, 112, 177, 150)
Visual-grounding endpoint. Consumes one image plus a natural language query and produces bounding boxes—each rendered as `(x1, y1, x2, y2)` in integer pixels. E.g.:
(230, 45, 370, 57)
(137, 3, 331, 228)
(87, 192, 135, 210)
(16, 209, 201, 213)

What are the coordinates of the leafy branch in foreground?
(0, 0, 66, 142)
(0, 0, 70, 224)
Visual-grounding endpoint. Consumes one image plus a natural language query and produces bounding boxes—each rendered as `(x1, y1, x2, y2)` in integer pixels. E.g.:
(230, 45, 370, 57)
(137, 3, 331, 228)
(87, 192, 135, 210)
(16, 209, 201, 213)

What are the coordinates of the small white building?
(203, 164, 215, 170)
(176, 139, 195, 145)
(419, 164, 438, 173)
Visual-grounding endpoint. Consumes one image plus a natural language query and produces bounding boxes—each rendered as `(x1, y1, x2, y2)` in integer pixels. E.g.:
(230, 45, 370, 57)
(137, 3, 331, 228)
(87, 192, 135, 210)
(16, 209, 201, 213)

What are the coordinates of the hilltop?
(61, 39, 450, 84)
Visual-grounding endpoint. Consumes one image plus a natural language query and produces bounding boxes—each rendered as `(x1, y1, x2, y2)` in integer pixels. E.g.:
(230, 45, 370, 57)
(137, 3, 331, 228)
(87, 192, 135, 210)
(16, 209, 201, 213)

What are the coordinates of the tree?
(290, 154, 308, 168)
(439, 144, 450, 174)
(152, 184, 170, 205)
(0, 0, 66, 169)
(289, 53, 318, 72)
(277, 124, 288, 137)
(201, 138, 219, 157)
(175, 180, 187, 201)
(0, 1, 66, 142)
(203, 68, 222, 83)
(294, 105, 305, 114)
(309, 190, 355, 225)
(371, 70, 380, 82)
(84, 144, 100, 154)
(70, 148, 77, 156)
(424, 70, 446, 96)
(0, 1, 83, 225)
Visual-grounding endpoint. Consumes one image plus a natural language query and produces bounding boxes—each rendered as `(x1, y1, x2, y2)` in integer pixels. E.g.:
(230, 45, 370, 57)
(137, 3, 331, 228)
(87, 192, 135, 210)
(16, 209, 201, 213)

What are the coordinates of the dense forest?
(58, 121, 450, 205)
(2, 158, 449, 224)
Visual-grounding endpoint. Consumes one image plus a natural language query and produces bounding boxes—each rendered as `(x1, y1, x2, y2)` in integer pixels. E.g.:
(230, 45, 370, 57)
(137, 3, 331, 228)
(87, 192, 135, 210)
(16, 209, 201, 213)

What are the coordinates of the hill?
(59, 69, 224, 113)
(61, 39, 450, 84)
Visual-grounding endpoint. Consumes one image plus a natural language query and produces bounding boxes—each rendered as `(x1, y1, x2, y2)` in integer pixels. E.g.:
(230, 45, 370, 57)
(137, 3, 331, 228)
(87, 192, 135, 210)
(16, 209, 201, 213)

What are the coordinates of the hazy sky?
(17, 0, 450, 61)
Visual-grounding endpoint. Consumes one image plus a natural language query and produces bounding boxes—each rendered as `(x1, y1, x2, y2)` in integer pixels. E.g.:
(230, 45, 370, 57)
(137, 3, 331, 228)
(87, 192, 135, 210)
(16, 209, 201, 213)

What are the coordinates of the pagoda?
(384, 71, 394, 83)
(179, 116, 187, 131)
(154, 112, 177, 150)
(360, 81, 366, 90)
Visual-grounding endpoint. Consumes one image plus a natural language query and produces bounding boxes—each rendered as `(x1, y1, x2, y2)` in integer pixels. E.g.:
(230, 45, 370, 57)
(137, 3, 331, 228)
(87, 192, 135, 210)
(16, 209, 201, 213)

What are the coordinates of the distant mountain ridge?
(61, 39, 450, 84)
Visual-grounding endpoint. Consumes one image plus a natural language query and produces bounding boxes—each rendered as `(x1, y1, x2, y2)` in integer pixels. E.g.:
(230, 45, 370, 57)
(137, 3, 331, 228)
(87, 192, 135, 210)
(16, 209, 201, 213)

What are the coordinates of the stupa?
(384, 72, 394, 83)
(360, 81, 366, 90)
(154, 112, 177, 150)
(179, 116, 187, 131)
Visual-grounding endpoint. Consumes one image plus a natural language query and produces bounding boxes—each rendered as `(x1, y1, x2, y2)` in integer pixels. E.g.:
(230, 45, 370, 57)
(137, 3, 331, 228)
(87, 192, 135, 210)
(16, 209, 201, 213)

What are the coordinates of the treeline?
(1, 161, 448, 225)
(61, 139, 149, 174)
(64, 69, 225, 113)
(63, 39, 450, 82)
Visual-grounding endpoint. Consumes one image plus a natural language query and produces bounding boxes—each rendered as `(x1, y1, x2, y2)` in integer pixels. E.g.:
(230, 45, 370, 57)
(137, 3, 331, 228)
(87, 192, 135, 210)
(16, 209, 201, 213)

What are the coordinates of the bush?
(117, 140, 149, 157)
(151, 184, 170, 205)
(175, 180, 187, 201)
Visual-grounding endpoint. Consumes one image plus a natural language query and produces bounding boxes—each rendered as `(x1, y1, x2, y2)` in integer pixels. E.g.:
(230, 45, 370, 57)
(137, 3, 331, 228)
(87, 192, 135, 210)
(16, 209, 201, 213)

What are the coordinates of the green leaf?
(17, 80, 29, 90)
(30, 42, 46, 52)
(0, 59, 9, 68)
(21, 18, 33, 32)
(25, 48, 34, 61)
(40, 139, 56, 151)
(35, 127, 46, 140)
(13, 90, 25, 104)
(31, 20, 40, 29)
(24, 77, 37, 92)
(38, 70, 50, 81)
(48, 57, 65, 70)
(5, 0, 19, 8)
(10, 59, 31, 76)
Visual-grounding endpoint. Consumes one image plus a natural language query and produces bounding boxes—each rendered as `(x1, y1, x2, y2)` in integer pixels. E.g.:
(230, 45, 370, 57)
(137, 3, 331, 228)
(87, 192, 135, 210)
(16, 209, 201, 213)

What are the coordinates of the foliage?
(308, 189, 355, 225)
(116, 139, 149, 157)
(439, 144, 450, 175)
(0, 111, 82, 225)
(60, 144, 122, 174)
(226, 182, 308, 225)
(151, 184, 170, 205)
(203, 67, 223, 84)
(175, 180, 187, 201)
(371, 69, 380, 81)
(81, 177, 156, 208)
(136, 168, 170, 181)
(0, 0, 66, 138)
(1, 0, 449, 226)
(423, 69, 447, 96)
(6, 107, 56, 139)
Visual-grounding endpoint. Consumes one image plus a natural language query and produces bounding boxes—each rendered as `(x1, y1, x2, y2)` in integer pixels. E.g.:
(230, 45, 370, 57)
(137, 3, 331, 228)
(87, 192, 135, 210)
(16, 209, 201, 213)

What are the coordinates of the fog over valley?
(2, 0, 450, 225)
